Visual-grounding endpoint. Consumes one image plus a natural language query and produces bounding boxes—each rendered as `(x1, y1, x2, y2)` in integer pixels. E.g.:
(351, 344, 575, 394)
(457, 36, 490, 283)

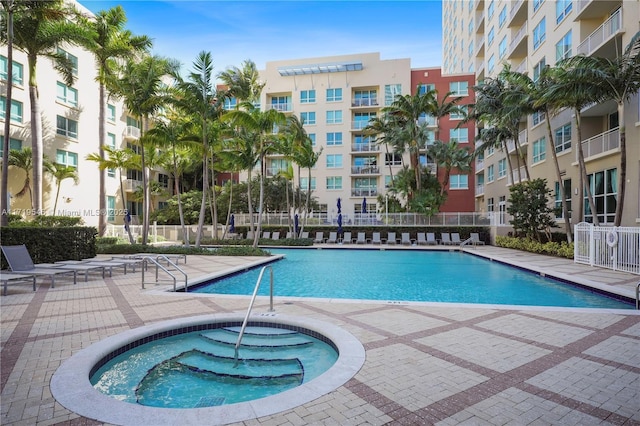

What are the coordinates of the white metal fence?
(574, 222, 640, 275)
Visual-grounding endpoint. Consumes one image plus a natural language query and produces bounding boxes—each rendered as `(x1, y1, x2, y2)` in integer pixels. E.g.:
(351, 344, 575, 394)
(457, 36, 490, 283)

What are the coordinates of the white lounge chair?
(300, 231, 310, 239)
(470, 233, 486, 245)
(341, 232, 352, 244)
(313, 232, 325, 243)
(401, 233, 412, 245)
(451, 233, 462, 244)
(371, 232, 382, 245)
(326, 232, 338, 243)
(271, 232, 280, 240)
(0, 271, 36, 296)
(440, 233, 453, 245)
(262, 231, 271, 239)
(285, 231, 293, 239)
(1, 245, 78, 287)
(355, 232, 367, 244)
(386, 232, 397, 245)
(416, 233, 427, 245)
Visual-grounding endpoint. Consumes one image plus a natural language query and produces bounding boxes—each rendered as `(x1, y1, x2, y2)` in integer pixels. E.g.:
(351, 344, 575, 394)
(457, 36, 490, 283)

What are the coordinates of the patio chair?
(0, 271, 36, 296)
(300, 231, 310, 239)
(271, 232, 280, 240)
(386, 232, 397, 245)
(451, 233, 462, 244)
(57, 259, 130, 276)
(426, 233, 438, 245)
(245, 231, 254, 240)
(355, 232, 367, 244)
(262, 231, 271, 239)
(371, 232, 382, 245)
(341, 232, 352, 244)
(401, 233, 412, 246)
(326, 232, 338, 244)
(470, 233, 486, 245)
(285, 231, 293, 239)
(440, 233, 453, 245)
(1, 245, 78, 287)
(314, 232, 325, 244)
(416, 233, 427, 245)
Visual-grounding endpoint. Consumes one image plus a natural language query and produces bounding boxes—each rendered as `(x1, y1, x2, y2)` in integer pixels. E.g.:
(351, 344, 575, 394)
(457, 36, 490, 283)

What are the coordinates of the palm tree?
(428, 140, 472, 197)
(112, 54, 177, 244)
(86, 146, 137, 243)
(80, 5, 151, 236)
(44, 162, 78, 213)
(218, 59, 264, 106)
(8, 148, 33, 208)
(6, 0, 89, 216)
(290, 136, 322, 232)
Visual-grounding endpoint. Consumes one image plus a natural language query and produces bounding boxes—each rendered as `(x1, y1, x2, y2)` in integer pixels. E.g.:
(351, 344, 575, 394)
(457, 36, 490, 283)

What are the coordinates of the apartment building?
(1, 2, 172, 228)
(442, 0, 640, 227)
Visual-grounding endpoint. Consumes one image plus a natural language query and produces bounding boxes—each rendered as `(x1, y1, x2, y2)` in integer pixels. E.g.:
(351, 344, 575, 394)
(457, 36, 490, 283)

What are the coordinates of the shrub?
(495, 235, 573, 259)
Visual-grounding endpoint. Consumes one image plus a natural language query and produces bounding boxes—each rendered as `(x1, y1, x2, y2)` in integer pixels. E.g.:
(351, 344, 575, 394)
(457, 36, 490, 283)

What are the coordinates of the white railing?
(124, 126, 140, 140)
(351, 166, 380, 175)
(352, 121, 371, 130)
(351, 98, 379, 107)
(509, 0, 525, 21)
(577, 8, 622, 56)
(351, 143, 378, 152)
(578, 127, 620, 162)
(514, 58, 528, 74)
(123, 179, 143, 192)
(574, 222, 640, 275)
(267, 103, 292, 112)
(475, 184, 485, 196)
(476, 158, 484, 171)
(509, 22, 527, 55)
(508, 166, 528, 185)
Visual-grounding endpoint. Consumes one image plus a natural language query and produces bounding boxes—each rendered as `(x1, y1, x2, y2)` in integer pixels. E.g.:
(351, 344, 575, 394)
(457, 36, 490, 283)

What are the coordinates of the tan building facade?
(442, 0, 640, 227)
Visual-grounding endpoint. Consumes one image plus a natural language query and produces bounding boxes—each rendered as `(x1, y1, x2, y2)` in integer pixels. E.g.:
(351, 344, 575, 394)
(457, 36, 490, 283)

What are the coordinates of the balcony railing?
(351, 121, 372, 131)
(123, 179, 143, 192)
(508, 22, 527, 57)
(508, 166, 528, 185)
(124, 126, 140, 140)
(351, 98, 379, 107)
(579, 127, 620, 162)
(351, 188, 378, 197)
(475, 184, 485, 196)
(506, 130, 528, 153)
(577, 8, 622, 56)
(267, 103, 292, 112)
(514, 57, 528, 74)
(265, 167, 287, 177)
(476, 158, 484, 171)
(418, 115, 437, 126)
(351, 166, 380, 175)
(351, 143, 379, 152)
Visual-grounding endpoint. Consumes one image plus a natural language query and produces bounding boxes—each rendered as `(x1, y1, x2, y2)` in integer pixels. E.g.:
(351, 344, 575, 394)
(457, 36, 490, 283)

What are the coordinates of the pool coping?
(50, 313, 365, 426)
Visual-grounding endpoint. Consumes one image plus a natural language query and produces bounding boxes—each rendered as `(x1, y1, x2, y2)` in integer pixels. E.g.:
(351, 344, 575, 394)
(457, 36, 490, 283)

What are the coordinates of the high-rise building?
(442, 0, 640, 226)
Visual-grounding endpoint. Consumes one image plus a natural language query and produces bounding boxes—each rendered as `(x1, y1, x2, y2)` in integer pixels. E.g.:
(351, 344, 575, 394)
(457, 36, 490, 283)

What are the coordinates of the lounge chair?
(386, 232, 397, 245)
(246, 231, 254, 240)
(355, 232, 366, 244)
(426, 233, 438, 245)
(326, 232, 338, 244)
(416, 233, 427, 245)
(285, 231, 293, 239)
(262, 231, 271, 239)
(127, 253, 187, 266)
(440, 233, 453, 245)
(341, 232, 352, 244)
(1, 245, 78, 287)
(271, 232, 280, 240)
(57, 259, 130, 276)
(470, 233, 486, 245)
(313, 232, 325, 244)
(451, 233, 462, 244)
(0, 271, 36, 296)
(300, 231, 310, 239)
(400, 233, 412, 245)
(371, 232, 382, 245)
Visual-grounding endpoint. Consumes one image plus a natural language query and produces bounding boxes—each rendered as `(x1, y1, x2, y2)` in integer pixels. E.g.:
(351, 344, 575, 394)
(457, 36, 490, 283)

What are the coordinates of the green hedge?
(96, 243, 271, 256)
(495, 235, 574, 259)
(0, 226, 97, 267)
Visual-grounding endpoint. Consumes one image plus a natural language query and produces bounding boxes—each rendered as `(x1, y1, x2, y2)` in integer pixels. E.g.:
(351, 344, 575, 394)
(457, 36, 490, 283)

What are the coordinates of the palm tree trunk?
(195, 114, 209, 248)
(172, 144, 189, 247)
(141, 116, 151, 244)
(574, 109, 599, 226)
(98, 83, 107, 236)
(254, 150, 265, 248)
(222, 180, 233, 239)
(613, 102, 626, 226)
(118, 168, 135, 244)
(210, 152, 218, 239)
(28, 54, 43, 214)
(502, 140, 515, 186)
(545, 117, 572, 243)
(246, 169, 255, 238)
(1, 2, 14, 226)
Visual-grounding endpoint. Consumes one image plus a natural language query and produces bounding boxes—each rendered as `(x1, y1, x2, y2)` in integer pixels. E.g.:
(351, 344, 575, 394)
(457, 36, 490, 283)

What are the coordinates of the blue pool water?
(193, 249, 632, 309)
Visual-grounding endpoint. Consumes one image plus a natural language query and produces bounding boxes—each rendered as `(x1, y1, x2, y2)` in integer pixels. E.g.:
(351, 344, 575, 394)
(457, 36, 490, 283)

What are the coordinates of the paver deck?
(1, 246, 639, 425)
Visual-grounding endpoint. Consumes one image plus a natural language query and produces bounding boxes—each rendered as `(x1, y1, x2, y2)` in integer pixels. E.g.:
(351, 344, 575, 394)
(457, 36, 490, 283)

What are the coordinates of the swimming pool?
(192, 249, 632, 309)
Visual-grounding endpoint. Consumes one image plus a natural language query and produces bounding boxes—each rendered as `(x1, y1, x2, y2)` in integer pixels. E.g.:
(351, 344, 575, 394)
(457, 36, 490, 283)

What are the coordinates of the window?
(488, 55, 496, 73)
(107, 133, 116, 177)
(556, 30, 572, 61)
(270, 96, 291, 112)
(449, 128, 468, 143)
(0, 135, 22, 157)
(556, 0, 572, 23)
(326, 110, 342, 124)
(384, 152, 402, 166)
(498, 158, 506, 178)
(487, 27, 495, 46)
(384, 84, 402, 106)
(326, 154, 342, 168)
(385, 175, 394, 188)
(107, 196, 116, 221)
(487, 0, 495, 18)
(532, 111, 546, 126)
(532, 137, 546, 163)
(487, 165, 495, 182)
(354, 112, 375, 130)
(468, 20, 474, 35)
(300, 177, 316, 190)
(326, 176, 342, 190)
(449, 81, 468, 96)
(418, 84, 435, 95)
(107, 104, 116, 122)
(158, 174, 169, 188)
(127, 168, 143, 181)
(56, 149, 78, 168)
(533, 58, 546, 82)
(533, 0, 545, 11)
(487, 197, 495, 212)
(56, 115, 78, 139)
(308, 133, 316, 146)
(0, 96, 23, 123)
(499, 6, 507, 27)
(300, 90, 316, 103)
(353, 90, 377, 107)
(554, 123, 571, 152)
(300, 111, 316, 125)
(449, 106, 467, 120)
(449, 174, 469, 189)
(0, 55, 24, 85)
(533, 18, 546, 50)
(126, 116, 140, 129)
(56, 82, 78, 107)
(223, 97, 237, 110)
(57, 48, 78, 75)
(554, 179, 572, 219)
(326, 132, 342, 146)
(326, 88, 342, 102)
(499, 36, 507, 59)
(469, 41, 474, 57)
(585, 168, 617, 224)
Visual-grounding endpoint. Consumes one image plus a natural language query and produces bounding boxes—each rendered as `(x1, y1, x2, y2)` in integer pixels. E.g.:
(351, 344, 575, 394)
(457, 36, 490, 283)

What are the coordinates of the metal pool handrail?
(234, 265, 274, 366)
(636, 282, 639, 310)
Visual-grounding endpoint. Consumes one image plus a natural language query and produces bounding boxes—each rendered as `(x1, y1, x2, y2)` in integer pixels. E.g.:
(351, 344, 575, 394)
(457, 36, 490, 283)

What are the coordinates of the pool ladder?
(141, 255, 188, 292)
(234, 265, 275, 366)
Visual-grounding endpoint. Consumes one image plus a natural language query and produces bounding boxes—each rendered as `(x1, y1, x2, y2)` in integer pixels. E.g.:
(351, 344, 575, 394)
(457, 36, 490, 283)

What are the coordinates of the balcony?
(475, 34, 485, 56)
(351, 166, 380, 175)
(475, 157, 484, 171)
(351, 188, 378, 197)
(508, 0, 527, 27)
(513, 57, 528, 74)
(351, 121, 372, 131)
(508, 22, 528, 59)
(266, 103, 292, 113)
(417, 115, 437, 127)
(579, 127, 620, 162)
(475, 11, 485, 34)
(506, 130, 528, 153)
(574, 0, 621, 20)
(577, 8, 623, 58)
(351, 143, 379, 152)
(475, 184, 485, 197)
(123, 179, 143, 192)
(351, 98, 379, 108)
(124, 126, 140, 140)
(508, 166, 529, 185)
(265, 167, 287, 177)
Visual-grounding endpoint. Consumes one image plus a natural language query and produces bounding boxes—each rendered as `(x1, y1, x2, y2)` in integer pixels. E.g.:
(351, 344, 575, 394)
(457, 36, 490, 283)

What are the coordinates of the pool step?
(177, 349, 304, 378)
(200, 329, 314, 348)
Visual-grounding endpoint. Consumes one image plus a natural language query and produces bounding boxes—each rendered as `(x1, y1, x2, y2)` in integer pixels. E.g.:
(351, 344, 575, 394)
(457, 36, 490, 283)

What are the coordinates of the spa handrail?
(234, 265, 274, 366)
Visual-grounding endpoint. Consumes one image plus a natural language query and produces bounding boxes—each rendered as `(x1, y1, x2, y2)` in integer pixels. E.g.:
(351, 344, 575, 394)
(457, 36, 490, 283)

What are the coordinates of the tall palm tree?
(80, 5, 151, 236)
(218, 59, 264, 106)
(428, 140, 472, 197)
(290, 136, 322, 233)
(44, 161, 78, 213)
(112, 54, 177, 244)
(6, 0, 89, 216)
(8, 147, 33, 208)
(86, 146, 137, 243)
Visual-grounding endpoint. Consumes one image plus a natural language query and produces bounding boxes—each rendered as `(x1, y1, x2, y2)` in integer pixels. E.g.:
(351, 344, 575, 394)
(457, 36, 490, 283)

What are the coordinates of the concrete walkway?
(1, 246, 639, 425)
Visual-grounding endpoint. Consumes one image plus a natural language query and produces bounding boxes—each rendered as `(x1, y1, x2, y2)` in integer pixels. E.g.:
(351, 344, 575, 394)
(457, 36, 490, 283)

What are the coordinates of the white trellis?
(574, 222, 640, 275)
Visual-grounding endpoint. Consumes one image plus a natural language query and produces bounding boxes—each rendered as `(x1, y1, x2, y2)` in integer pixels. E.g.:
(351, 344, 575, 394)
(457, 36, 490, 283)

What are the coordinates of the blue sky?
(78, 1, 443, 76)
